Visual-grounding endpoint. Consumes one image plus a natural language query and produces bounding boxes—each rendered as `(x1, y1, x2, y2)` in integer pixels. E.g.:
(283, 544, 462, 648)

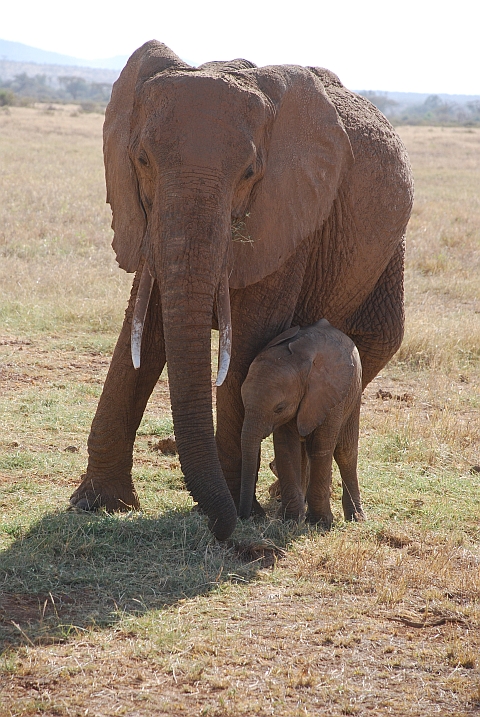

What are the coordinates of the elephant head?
(104, 41, 353, 539)
(239, 320, 357, 519)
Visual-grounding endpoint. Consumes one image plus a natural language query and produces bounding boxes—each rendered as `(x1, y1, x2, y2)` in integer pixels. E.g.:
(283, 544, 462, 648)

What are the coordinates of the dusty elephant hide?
(69, 40, 413, 541)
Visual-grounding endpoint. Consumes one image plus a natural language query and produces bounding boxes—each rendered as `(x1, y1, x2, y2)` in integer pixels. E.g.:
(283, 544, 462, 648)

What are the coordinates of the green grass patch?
(137, 416, 174, 437)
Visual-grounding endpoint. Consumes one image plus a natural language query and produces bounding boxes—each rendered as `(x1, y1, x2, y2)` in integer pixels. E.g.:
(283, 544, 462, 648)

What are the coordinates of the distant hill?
(0, 41, 122, 104)
(0, 38, 128, 70)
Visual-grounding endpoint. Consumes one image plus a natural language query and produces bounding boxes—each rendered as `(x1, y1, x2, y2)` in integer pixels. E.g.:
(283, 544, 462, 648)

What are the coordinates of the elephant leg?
(304, 409, 345, 529)
(70, 272, 165, 512)
(300, 439, 310, 495)
(216, 244, 310, 505)
(266, 441, 308, 504)
(273, 420, 305, 521)
(333, 400, 365, 522)
(345, 239, 405, 389)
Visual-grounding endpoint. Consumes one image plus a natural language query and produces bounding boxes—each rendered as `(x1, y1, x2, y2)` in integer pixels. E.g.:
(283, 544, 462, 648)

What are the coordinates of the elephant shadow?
(0, 508, 289, 649)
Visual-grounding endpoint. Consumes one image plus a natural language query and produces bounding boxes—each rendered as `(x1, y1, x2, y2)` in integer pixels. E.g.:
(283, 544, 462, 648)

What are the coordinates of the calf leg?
(333, 400, 365, 522)
(304, 412, 343, 530)
(273, 420, 305, 521)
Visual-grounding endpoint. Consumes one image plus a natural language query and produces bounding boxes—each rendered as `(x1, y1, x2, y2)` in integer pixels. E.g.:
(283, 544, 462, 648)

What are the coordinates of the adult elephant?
(70, 40, 413, 540)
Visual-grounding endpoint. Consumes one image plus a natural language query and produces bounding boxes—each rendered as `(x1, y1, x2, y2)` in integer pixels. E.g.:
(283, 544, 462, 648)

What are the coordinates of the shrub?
(0, 88, 15, 106)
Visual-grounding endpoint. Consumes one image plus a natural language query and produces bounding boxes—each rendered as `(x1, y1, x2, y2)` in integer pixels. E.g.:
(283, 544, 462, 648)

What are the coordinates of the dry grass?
(0, 105, 131, 336)
(398, 126, 480, 372)
(0, 109, 479, 715)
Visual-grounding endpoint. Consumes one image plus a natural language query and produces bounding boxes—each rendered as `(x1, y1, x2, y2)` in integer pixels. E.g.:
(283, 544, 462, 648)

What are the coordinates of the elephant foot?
(268, 478, 281, 501)
(342, 497, 366, 523)
(252, 497, 266, 518)
(343, 506, 366, 522)
(306, 511, 334, 531)
(238, 497, 266, 520)
(279, 504, 306, 523)
(69, 474, 140, 513)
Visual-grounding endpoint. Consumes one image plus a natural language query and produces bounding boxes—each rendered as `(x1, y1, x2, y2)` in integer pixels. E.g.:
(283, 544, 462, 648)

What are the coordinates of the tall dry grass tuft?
(397, 126, 480, 374)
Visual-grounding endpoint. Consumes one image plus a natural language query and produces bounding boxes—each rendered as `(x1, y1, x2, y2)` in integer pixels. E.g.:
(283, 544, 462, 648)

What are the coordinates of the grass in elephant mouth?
(0, 108, 479, 715)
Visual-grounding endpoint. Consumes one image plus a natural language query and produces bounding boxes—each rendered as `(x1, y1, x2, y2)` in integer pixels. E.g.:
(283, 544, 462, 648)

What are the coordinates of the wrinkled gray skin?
(68, 40, 413, 541)
(240, 320, 365, 528)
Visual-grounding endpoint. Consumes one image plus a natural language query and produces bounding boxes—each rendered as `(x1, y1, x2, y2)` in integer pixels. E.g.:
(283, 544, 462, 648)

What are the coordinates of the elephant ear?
(263, 325, 300, 351)
(104, 40, 188, 272)
(295, 321, 357, 437)
(229, 66, 354, 289)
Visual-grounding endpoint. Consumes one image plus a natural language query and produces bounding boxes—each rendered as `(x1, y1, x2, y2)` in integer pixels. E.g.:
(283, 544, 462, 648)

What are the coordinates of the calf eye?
(243, 164, 254, 180)
(138, 152, 149, 167)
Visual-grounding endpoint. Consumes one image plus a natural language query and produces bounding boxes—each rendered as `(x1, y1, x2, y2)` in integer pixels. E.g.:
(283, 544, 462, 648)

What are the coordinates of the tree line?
(359, 91, 480, 126)
(0, 73, 112, 108)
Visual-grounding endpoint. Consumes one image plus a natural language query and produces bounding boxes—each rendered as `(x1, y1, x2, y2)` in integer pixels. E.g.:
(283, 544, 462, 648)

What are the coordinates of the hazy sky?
(2, 0, 479, 94)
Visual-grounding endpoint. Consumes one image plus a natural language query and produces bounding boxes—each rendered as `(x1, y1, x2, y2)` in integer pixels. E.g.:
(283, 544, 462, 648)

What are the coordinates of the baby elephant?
(240, 319, 365, 528)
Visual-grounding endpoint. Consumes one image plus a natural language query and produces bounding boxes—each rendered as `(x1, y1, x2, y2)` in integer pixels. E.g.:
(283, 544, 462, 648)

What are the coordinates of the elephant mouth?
(131, 260, 232, 387)
(231, 216, 253, 244)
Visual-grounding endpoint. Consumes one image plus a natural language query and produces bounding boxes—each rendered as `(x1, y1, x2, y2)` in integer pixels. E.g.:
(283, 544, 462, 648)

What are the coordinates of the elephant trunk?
(152, 193, 237, 540)
(239, 417, 268, 519)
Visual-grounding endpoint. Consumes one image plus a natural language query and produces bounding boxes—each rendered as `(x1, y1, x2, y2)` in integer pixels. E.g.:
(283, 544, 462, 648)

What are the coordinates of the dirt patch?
(0, 342, 111, 390)
(0, 590, 108, 648)
(1, 573, 478, 716)
(0, 339, 32, 346)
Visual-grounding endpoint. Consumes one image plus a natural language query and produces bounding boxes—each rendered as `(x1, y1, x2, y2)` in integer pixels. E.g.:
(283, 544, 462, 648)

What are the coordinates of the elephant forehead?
(244, 355, 302, 394)
(242, 375, 287, 408)
(140, 71, 267, 126)
(136, 73, 269, 171)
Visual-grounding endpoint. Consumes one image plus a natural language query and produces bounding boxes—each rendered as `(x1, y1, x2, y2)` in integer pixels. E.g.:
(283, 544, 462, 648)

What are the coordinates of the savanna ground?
(0, 105, 479, 716)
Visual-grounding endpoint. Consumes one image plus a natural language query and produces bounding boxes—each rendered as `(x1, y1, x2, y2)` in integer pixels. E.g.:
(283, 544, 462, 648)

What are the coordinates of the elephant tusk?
(215, 266, 232, 387)
(131, 263, 154, 370)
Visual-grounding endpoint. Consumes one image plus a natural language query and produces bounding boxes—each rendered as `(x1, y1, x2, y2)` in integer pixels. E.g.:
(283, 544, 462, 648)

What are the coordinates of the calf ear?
(296, 330, 356, 437)
(263, 326, 300, 351)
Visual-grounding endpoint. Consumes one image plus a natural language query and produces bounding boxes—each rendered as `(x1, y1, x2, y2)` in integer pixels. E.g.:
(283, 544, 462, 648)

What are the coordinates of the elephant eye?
(243, 164, 255, 180)
(274, 403, 286, 414)
(138, 152, 149, 167)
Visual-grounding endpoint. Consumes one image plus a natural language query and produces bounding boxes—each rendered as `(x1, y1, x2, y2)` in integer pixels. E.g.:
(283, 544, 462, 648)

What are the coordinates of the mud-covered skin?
(69, 41, 413, 541)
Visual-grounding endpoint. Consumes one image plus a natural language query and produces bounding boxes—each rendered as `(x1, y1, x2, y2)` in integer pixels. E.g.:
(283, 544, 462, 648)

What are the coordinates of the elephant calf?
(239, 319, 365, 528)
